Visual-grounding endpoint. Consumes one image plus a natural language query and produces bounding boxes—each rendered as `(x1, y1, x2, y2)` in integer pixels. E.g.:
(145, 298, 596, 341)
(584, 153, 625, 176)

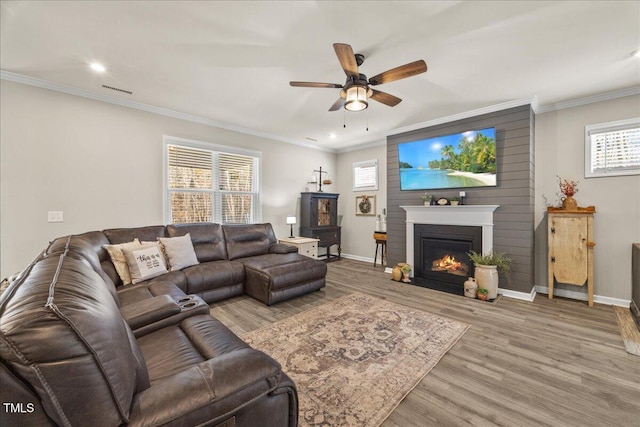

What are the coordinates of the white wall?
(534, 94, 640, 301)
(335, 144, 387, 263)
(0, 81, 335, 278)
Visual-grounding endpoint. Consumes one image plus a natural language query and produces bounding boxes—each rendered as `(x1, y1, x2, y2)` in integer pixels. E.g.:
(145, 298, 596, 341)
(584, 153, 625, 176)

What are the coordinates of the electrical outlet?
(48, 211, 64, 223)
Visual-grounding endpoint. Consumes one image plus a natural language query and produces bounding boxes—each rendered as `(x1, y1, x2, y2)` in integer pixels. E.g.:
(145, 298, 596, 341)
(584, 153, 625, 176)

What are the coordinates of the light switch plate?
(48, 211, 64, 223)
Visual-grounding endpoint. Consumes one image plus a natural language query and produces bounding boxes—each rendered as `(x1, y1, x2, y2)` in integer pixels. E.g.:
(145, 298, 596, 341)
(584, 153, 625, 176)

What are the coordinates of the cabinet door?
(550, 216, 588, 286)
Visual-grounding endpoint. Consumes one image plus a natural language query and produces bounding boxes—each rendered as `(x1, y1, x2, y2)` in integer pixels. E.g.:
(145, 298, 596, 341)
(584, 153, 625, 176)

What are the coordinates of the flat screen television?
(398, 127, 497, 190)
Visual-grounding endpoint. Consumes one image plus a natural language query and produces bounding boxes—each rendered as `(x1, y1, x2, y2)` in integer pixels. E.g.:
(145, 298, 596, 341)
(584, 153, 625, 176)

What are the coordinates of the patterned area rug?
(242, 293, 469, 427)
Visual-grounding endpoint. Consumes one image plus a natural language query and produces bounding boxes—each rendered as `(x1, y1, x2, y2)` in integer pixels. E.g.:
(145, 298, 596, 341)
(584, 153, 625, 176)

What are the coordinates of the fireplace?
(414, 224, 482, 294)
(400, 205, 499, 296)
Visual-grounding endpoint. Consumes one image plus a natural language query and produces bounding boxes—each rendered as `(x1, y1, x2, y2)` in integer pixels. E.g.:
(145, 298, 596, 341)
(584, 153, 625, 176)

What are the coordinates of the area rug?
(242, 293, 469, 427)
(613, 306, 640, 356)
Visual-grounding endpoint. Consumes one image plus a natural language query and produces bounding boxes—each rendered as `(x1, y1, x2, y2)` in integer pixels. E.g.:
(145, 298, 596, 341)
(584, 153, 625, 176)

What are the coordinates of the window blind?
(587, 122, 640, 177)
(166, 141, 260, 224)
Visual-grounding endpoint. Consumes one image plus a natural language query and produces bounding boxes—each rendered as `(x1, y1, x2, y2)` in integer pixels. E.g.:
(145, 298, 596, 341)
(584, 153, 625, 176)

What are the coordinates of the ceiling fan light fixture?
(344, 85, 368, 111)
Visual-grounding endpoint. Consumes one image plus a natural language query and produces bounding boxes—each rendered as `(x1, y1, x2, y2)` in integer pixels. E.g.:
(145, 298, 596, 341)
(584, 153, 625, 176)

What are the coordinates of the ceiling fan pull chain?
(366, 108, 369, 131)
(343, 109, 346, 128)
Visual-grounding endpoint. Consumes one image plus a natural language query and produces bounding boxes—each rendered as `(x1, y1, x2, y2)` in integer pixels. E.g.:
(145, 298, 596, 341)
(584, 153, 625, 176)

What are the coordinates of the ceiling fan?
(290, 43, 427, 112)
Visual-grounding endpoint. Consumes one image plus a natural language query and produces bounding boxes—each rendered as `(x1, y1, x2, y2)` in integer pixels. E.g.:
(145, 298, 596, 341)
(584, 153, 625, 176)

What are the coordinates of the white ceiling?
(1, 1, 639, 152)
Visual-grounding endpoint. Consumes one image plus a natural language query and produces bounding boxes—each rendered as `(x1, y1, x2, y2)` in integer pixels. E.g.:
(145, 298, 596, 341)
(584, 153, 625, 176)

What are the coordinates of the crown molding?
(535, 85, 640, 113)
(387, 96, 538, 137)
(0, 70, 335, 153)
(3, 70, 638, 155)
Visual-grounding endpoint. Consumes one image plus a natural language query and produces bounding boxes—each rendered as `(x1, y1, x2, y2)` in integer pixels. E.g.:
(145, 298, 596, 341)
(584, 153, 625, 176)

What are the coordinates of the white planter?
(474, 265, 499, 299)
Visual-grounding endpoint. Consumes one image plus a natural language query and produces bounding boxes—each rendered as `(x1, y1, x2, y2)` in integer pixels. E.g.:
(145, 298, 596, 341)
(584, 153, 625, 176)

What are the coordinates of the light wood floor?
(210, 259, 640, 427)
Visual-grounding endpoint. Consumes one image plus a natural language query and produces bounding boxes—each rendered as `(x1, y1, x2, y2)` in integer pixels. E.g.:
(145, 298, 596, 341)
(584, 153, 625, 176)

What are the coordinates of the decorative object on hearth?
(391, 263, 409, 282)
(467, 250, 511, 300)
(286, 216, 296, 238)
(450, 196, 460, 206)
(401, 263, 412, 283)
(477, 288, 490, 301)
(421, 193, 432, 206)
(242, 293, 469, 427)
(557, 175, 579, 210)
(355, 195, 376, 216)
(464, 277, 478, 298)
(290, 43, 427, 112)
(436, 197, 450, 206)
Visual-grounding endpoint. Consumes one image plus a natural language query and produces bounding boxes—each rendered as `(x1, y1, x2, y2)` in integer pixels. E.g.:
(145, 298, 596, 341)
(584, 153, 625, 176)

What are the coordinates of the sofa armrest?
(128, 348, 289, 427)
(120, 294, 182, 330)
(269, 243, 298, 254)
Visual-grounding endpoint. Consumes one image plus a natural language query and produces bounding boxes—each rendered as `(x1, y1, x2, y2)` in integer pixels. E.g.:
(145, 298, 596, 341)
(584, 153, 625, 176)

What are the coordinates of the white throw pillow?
(158, 233, 199, 271)
(122, 243, 168, 284)
(103, 239, 142, 285)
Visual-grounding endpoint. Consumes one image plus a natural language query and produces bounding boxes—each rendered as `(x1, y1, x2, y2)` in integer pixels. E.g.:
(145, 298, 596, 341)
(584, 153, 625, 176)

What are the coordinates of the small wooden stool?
(374, 231, 387, 267)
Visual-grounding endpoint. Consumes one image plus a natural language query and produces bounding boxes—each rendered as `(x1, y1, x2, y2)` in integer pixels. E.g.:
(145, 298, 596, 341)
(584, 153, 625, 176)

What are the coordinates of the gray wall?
(386, 105, 535, 293)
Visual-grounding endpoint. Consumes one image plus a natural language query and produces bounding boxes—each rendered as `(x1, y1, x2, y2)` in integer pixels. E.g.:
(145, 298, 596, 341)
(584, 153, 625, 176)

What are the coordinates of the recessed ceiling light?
(89, 62, 106, 73)
(329, 133, 337, 139)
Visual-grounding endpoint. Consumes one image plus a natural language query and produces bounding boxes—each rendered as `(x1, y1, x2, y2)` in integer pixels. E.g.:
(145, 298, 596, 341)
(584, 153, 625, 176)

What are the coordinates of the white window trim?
(584, 118, 640, 178)
(353, 159, 378, 192)
(162, 135, 262, 224)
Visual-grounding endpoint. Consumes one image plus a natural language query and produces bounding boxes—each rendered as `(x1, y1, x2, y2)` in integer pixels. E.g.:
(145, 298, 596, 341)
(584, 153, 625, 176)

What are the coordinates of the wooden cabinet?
(279, 237, 319, 259)
(300, 192, 341, 260)
(547, 207, 595, 307)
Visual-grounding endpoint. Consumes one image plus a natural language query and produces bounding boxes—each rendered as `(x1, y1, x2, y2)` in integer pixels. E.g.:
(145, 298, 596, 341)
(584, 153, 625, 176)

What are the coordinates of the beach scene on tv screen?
(398, 127, 497, 190)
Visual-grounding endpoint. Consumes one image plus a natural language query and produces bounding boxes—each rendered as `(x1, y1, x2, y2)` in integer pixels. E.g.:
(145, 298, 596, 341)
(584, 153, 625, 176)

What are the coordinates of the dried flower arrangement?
(557, 176, 579, 198)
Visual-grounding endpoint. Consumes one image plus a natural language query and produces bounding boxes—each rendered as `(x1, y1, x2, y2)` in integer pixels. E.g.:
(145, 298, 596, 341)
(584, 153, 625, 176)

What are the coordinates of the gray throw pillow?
(158, 233, 199, 271)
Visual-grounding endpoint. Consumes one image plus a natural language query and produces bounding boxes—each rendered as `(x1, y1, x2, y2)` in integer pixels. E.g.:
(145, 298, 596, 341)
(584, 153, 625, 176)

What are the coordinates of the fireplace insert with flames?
(413, 224, 482, 295)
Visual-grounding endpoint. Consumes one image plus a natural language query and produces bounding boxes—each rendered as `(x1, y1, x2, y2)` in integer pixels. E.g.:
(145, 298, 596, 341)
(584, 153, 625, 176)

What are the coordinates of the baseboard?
(499, 286, 536, 302)
(535, 286, 631, 307)
(340, 253, 376, 264)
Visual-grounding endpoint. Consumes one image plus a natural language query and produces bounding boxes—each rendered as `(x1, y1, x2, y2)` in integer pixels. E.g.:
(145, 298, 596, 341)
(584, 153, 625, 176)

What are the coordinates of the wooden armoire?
(547, 207, 596, 307)
(300, 192, 341, 260)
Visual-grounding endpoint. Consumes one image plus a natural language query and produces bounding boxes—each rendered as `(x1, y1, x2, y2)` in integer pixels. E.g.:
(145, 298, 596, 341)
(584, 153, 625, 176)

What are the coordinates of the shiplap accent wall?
(386, 105, 535, 293)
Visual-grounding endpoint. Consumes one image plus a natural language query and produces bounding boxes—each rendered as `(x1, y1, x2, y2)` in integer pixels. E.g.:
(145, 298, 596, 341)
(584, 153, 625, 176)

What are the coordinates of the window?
(164, 136, 261, 224)
(353, 159, 378, 191)
(585, 118, 640, 178)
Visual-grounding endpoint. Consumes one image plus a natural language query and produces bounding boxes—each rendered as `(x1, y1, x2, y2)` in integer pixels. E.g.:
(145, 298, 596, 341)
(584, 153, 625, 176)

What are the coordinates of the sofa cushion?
(104, 225, 167, 244)
(122, 243, 169, 284)
(0, 238, 142, 426)
(117, 279, 187, 307)
(137, 315, 251, 384)
(104, 239, 142, 285)
(167, 222, 228, 262)
(223, 224, 277, 260)
(181, 260, 245, 301)
(158, 233, 199, 271)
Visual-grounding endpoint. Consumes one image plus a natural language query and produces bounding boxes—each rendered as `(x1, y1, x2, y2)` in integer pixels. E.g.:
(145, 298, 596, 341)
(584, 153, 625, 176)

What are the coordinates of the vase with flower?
(558, 176, 579, 210)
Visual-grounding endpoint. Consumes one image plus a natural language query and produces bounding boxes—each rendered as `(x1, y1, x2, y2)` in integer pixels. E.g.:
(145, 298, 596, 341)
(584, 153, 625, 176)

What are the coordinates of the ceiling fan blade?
(368, 60, 427, 86)
(333, 43, 359, 78)
(370, 89, 402, 107)
(290, 81, 343, 88)
(329, 98, 345, 111)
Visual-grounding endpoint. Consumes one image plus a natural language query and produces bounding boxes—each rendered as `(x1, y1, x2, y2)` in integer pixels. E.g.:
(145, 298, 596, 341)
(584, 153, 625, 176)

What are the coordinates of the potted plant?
(450, 196, 460, 206)
(421, 193, 432, 206)
(400, 263, 412, 283)
(477, 288, 489, 301)
(467, 250, 511, 300)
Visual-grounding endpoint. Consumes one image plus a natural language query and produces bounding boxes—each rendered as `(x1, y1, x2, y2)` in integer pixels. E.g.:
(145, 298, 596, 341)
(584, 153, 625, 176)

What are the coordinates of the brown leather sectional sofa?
(1, 223, 327, 426)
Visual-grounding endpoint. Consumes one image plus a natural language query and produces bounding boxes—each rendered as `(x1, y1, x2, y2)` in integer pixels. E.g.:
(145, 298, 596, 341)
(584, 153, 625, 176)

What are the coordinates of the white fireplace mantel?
(400, 205, 500, 267)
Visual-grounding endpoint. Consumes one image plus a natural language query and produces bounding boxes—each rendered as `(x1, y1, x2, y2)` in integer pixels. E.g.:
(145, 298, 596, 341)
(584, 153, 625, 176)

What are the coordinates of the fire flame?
(431, 255, 468, 275)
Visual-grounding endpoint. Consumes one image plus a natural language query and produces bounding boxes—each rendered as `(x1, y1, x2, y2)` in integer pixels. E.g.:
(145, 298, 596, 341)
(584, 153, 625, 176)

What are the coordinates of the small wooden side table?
(279, 237, 320, 259)
(374, 231, 387, 267)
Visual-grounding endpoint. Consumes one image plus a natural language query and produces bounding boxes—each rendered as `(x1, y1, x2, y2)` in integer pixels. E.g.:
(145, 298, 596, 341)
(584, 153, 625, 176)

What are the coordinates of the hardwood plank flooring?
(209, 259, 640, 427)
